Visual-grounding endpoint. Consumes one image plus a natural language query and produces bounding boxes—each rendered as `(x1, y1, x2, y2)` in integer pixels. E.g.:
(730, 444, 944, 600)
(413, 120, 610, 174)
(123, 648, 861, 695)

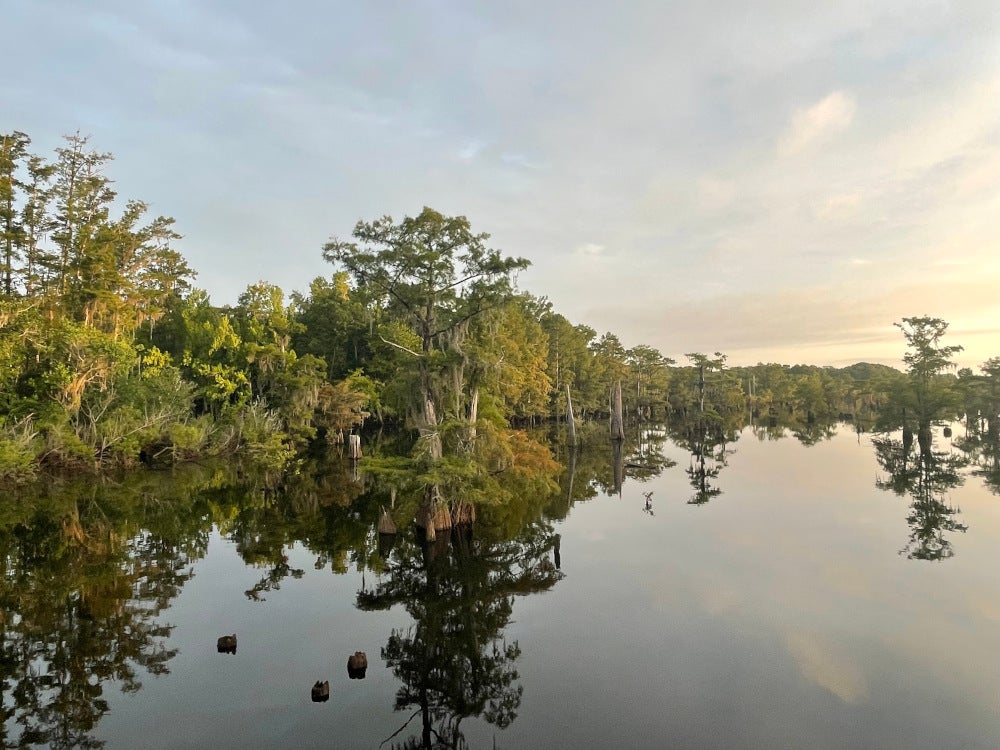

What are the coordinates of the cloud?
(778, 91, 857, 156)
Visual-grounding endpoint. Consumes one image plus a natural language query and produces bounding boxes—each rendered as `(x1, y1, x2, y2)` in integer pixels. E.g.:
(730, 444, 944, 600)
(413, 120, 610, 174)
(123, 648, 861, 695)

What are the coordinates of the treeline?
(2, 132, 999, 484)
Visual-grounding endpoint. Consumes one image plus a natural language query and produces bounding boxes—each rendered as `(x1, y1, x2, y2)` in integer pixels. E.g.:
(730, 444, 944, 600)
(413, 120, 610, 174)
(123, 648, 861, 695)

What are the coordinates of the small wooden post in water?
(348, 433, 362, 460)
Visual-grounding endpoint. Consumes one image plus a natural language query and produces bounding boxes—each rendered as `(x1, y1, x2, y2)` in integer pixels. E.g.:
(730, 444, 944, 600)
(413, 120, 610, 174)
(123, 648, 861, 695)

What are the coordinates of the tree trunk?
(610, 380, 625, 441)
(565, 384, 577, 446)
(467, 387, 479, 442)
(418, 397, 442, 460)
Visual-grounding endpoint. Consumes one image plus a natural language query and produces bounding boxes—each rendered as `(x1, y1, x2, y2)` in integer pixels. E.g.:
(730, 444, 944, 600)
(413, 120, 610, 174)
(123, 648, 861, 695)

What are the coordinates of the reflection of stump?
(347, 651, 368, 679)
(917, 425, 932, 457)
(612, 441, 624, 497)
(418, 525, 452, 562)
(311, 680, 330, 702)
(902, 426, 914, 453)
(377, 532, 397, 558)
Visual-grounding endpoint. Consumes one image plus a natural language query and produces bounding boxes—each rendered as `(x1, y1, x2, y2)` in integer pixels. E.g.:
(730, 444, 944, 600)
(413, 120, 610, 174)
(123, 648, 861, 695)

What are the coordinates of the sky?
(5, 0, 1000, 368)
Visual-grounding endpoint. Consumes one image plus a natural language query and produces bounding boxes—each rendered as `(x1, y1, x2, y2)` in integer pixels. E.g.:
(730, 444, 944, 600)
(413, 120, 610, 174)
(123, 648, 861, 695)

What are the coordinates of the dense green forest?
(2, 131, 999, 493)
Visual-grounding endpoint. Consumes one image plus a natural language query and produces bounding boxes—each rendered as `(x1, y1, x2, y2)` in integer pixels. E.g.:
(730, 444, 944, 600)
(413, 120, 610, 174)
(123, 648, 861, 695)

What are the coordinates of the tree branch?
(379, 335, 422, 358)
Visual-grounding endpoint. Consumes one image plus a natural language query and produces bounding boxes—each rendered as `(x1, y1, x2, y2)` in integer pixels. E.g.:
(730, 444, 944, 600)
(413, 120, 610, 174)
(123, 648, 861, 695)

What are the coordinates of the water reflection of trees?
(668, 414, 738, 506)
(954, 422, 1000, 496)
(0, 468, 216, 748)
(872, 433, 968, 561)
(204, 451, 370, 601)
(542, 423, 674, 518)
(358, 521, 562, 749)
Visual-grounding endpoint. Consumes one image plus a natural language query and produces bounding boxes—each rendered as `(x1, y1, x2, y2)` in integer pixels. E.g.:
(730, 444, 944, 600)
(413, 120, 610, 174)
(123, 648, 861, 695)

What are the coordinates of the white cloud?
(779, 91, 857, 156)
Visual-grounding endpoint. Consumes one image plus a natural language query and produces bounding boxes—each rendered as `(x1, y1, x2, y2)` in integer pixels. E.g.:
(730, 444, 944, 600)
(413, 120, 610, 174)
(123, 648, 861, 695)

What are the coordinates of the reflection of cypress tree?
(669, 415, 735, 506)
(972, 439, 1000, 495)
(358, 523, 562, 749)
(955, 429, 1000, 496)
(0, 472, 214, 749)
(872, 434, 968, 561)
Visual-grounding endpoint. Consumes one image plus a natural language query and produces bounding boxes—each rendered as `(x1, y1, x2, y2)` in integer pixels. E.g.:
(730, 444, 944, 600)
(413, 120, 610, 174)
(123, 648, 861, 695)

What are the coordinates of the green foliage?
(878, 317, 964, 432)
(229, 399, 296, 471)
(0, 417, 39, 482)
(324, 207, 530, 443)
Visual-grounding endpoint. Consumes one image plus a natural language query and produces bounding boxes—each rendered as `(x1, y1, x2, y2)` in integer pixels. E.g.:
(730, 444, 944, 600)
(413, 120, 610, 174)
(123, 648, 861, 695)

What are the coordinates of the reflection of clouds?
(819, 562, 872, 600)
(972, 598, 1000, 625)
(700, 586, 740, 615)
(786, 630, 868, 704)
(581, 530, 607, 542)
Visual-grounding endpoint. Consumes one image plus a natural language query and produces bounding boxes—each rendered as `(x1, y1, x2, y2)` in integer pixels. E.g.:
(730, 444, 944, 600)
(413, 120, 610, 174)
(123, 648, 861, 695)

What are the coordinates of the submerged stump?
(347, 651, 368, 679)
(311, 680, 330, 702)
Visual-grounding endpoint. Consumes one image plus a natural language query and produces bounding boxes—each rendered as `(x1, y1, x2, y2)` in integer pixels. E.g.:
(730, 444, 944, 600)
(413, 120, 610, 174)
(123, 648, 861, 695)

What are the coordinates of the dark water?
(4, 422, 1000, 749)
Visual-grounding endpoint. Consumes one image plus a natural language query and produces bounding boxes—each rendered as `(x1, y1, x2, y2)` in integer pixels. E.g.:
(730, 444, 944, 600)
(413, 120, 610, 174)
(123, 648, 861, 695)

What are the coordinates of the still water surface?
(5, 422, 1000, 749)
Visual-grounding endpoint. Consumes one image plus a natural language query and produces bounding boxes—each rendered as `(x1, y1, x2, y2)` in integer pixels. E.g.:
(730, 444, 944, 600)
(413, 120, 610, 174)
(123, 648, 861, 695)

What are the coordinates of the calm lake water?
(4, 421, 1000, 749)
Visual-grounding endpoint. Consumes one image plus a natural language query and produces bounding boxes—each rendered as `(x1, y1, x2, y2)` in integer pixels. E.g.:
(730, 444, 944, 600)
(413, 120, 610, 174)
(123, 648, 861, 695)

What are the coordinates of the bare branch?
(379, 335, 421, 358)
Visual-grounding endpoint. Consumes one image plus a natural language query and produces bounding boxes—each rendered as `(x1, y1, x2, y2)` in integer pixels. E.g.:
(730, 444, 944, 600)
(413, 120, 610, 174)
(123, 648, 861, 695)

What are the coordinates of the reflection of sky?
(6, 0, 1000, 367)
(507, 425, 1000, 748)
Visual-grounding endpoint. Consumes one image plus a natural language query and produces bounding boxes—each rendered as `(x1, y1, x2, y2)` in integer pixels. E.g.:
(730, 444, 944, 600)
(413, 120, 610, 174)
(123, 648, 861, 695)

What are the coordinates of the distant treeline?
(2, 132, 998, 483)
